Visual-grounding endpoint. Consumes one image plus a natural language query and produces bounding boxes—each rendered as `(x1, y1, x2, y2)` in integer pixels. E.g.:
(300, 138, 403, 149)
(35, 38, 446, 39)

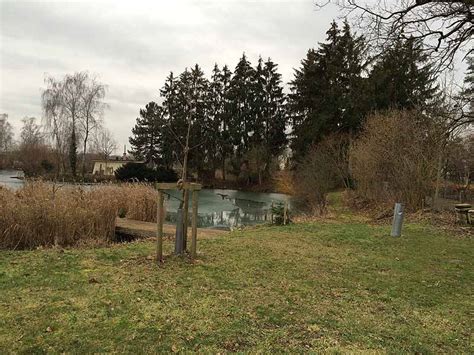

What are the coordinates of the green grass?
(0, 207, 472, 353)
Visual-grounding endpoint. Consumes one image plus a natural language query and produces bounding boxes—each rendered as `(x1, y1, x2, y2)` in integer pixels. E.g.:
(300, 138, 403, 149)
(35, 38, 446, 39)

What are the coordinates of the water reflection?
(164, 189, 290, 229)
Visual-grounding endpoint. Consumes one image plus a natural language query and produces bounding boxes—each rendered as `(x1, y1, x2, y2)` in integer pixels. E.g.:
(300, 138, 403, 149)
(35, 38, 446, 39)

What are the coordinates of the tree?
(42, 72, 107, 177)
(289, 21, 366, 159)
(215, 64, 233, 180)
(79, 76, 107, 176)
(92, 127, 117, 160)
(0, 114, 14, 153)
(18, 117, 53, 176)
(318, 1, 473, 71)
(261, 58, 287, 158)
(128, 102, 163, 165)
(368, 37, 438, 111)
(20, 117, 43, 147)
(228, 53, 257, 157)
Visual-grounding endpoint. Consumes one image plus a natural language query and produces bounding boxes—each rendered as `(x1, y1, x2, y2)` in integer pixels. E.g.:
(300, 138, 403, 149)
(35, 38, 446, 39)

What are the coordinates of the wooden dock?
(115, 218, 227, 241)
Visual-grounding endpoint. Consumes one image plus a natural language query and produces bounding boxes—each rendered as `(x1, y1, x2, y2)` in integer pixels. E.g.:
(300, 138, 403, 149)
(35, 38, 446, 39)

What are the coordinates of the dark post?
(156, 190, 164, 263)
(191, 190, 198, 260)
(175, 208, 184, 254)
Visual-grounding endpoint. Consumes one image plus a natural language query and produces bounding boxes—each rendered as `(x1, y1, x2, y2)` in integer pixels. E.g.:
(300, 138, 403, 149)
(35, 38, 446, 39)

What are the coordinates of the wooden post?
(183, 188, 189, 250)
(271, 201, 274, 224)
(156, 190, 164, 263)
(191, 190, 198, 260)
(283, 201, 288, 225)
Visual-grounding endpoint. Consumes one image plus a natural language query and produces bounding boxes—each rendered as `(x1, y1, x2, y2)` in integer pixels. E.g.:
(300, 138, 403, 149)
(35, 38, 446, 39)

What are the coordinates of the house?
(92, 154, 143, 176)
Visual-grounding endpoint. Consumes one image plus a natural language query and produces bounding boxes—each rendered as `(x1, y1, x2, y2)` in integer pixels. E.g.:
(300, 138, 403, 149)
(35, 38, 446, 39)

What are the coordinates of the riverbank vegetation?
(0, 182, 158, 249)
(0, 199, 471, 352)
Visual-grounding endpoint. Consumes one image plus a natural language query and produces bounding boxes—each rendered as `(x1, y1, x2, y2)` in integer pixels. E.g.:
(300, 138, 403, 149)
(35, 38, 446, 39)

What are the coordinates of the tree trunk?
(82, 131, 89, 178)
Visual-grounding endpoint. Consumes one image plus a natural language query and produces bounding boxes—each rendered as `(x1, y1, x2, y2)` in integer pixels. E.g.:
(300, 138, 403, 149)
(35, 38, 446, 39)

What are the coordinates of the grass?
(0, 198, 472, 353)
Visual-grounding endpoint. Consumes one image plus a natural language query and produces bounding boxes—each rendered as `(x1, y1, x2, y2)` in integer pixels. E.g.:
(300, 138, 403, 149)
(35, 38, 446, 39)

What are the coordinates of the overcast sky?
(0, 0, 468, 153)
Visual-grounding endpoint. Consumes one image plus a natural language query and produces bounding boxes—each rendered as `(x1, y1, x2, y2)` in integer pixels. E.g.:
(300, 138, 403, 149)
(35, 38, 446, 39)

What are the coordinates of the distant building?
(92, 152, 143, 176)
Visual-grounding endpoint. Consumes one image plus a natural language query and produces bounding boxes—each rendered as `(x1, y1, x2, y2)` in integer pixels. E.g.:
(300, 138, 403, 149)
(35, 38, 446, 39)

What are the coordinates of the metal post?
(156, 191, 164, 263)
(183, 189, 189, 250)
(175, 208, 184, 254)
(191, 190, 198, 260)
(391, 203, 404, 237)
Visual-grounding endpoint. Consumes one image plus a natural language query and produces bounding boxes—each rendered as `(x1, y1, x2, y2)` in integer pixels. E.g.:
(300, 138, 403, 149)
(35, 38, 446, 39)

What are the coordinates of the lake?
(0, 170, 290, 229)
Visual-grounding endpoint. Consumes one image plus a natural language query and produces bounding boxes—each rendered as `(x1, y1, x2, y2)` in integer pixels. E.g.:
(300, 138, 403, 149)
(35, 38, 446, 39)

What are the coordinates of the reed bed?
(0, 182, 160, 249)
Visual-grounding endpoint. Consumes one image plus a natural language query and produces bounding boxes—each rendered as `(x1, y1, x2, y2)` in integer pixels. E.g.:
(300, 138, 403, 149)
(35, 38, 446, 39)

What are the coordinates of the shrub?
(115, 163, 177, 182)
(271, 202, 291, 225)
(350, 110, 441, 210)
(293, 133, 351, 215)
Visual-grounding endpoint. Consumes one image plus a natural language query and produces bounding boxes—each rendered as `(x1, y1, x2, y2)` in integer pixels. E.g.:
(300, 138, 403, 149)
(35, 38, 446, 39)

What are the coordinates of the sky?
(0, 0, 469, 153)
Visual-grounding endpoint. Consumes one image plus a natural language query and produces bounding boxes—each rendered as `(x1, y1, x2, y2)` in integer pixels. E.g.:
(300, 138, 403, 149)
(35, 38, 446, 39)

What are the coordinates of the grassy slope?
(0, 200, 472, 353)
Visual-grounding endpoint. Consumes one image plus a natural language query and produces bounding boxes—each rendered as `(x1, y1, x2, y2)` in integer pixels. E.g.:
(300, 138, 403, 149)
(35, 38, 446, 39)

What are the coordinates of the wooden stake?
(156, 190, 164, 263)
(191, 190, 198, 260)
(271, 201, 274, 224)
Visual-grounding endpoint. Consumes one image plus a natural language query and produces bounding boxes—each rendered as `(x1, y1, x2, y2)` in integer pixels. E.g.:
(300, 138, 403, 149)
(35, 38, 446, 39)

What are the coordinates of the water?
(0, 170, 290, 229)
(0, 169, 24, 190)
(163, 189, 290, 229)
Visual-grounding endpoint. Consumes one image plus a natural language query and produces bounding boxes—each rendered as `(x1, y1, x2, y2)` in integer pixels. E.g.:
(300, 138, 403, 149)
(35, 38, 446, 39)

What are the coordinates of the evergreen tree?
(129, 102, 163, 166)
(463, 56, 473, 116)
(289, 21, 366, 159)
(229, 53, 257, 156)
(160, 72, 181, 169)
(368, 37, 438, 111)
(207, 64, 225, 174)
(218, 65, 233, 180)
(261, 57, 287, 156)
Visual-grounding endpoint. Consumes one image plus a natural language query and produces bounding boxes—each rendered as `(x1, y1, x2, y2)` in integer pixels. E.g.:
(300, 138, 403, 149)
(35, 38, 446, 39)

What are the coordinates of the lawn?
(0, 209, 472, 352)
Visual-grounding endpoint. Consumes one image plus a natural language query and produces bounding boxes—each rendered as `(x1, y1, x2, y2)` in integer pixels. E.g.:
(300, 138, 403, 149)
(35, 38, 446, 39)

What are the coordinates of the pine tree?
(463, 56, 473, 116)
(289, 21, 366, 159)
(229, 53, 257, 157)
(218, 65, 233, 180)
(160, 72, 181, 169)
(368, 37, 438, 111)
(207, 64, 225, 174)
(128, 102, 163, 166)
(262, 57, 287, 156)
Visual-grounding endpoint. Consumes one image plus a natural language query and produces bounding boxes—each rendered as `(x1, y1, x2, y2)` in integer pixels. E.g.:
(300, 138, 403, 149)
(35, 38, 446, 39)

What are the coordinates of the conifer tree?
(229, 53, 257, 157)
(289, 21, 366, 159)
(129, 102, 163, 166)
(262, 57, 287, 156)
(160, 72, 181, 169)
(368, 37, 438, 111)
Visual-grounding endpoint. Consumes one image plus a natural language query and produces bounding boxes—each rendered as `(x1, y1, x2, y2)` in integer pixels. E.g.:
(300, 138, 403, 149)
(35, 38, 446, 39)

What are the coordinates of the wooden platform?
(115, 218, 227, 240)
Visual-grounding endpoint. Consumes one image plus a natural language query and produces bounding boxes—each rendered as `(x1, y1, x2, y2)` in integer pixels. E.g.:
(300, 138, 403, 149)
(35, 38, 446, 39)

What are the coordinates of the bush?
(350, 110, 441, 210)
(293, 133, 351, 215)
(115, 163, 177, 182)
(271, 202, 291, 225)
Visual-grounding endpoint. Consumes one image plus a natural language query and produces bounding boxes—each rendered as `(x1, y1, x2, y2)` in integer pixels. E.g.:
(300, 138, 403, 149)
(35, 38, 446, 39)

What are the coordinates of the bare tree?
(0, 114, 14, 153)
(92, 127, 117, 160)
(42, 77, 69, 174)
(42, 72, 108, 177)
(317, 1, 473, 71)
(20, 117, 43, 147)
(79, 76, 107, 176)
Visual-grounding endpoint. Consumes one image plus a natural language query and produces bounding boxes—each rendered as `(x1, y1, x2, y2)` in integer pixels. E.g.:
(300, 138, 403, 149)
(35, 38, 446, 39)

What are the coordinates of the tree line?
(130, 20, 467, 184)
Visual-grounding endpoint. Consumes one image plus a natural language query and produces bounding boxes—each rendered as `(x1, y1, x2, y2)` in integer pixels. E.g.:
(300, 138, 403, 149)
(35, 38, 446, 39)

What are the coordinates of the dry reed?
(0, 182, 161, 249)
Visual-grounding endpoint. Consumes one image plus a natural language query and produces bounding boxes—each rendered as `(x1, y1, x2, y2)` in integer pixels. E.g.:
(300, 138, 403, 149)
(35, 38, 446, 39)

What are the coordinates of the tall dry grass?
(0, 182, 161, 249)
